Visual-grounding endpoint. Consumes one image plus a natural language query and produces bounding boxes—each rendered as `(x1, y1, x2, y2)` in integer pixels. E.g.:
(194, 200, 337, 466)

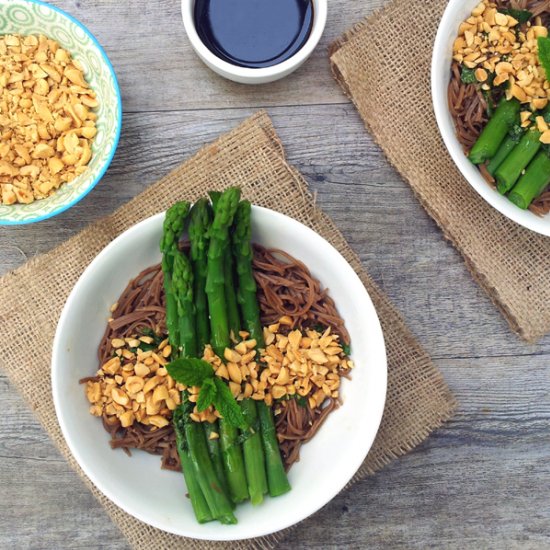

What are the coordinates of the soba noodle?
(448, 0, 550, 215)
(84, 245, 350, 471)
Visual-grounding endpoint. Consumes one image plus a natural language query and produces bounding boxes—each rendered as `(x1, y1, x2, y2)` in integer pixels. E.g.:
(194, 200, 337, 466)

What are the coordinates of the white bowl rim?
(180, 0, 328, 81)
(431, 0, 550, 237)
(51, 206, 387, 540)
(0, 0, 122, 226)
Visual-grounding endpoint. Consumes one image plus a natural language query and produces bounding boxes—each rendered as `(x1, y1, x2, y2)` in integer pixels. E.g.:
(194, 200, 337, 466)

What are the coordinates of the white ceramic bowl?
(432, 0, 550, 237)
(181, 0, 327, 84)
(52, 206, 387, 540)
(0, 0, 122, 226)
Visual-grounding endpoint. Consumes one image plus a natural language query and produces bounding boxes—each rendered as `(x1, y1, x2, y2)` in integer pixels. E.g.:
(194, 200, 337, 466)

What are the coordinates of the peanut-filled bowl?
(0, 0, 121, 225)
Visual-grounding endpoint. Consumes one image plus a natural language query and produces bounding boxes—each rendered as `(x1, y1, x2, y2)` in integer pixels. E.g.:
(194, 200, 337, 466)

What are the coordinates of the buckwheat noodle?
(448, 0, 550, 215)
(84, 245, 349, 471)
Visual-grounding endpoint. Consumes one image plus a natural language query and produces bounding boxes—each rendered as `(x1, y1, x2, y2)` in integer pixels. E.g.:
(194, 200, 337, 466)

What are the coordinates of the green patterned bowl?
(0, 0, 121, 225)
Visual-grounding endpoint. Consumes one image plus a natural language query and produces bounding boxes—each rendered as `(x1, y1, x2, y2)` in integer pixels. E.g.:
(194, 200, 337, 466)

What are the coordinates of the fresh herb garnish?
(167, 357, 215, 387)
(212, 378, 247, 429)
(342, 343, 351, 355)
(499, 8, 532, 25)
(166, 357, 246, 428)
(509, 124, 524, 143)
(136, 342, 156, 352)
(460, 66, 477, 84)
(196, 377, 217, 412)
(538, 37, 550, 80)
(132, 328, 164, 352)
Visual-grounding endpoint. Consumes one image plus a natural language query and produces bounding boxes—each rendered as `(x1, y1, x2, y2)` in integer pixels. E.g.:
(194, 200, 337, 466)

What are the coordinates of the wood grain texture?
(1, 0, 550, 548)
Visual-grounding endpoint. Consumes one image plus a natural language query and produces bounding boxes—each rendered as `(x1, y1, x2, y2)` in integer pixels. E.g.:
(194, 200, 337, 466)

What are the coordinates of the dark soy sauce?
(194, 0, 314, 69)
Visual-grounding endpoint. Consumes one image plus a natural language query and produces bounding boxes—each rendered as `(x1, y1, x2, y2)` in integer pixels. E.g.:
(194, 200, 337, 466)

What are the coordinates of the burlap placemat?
(330, 0, 550, 343)
(0, 112, 456, 549)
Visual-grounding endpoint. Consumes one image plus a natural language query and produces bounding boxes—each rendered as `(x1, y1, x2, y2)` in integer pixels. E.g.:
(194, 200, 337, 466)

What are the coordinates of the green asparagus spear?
(230, 200, 270, 504)
(160, 201, 190, 257)
(173, 407, 213, 524)
(162, 270, 180, 351)
(206, 187, 241, 356)
(189, 199, 212, 354)
(208, 190, 222, 211)
(232, 201, 263, 345)
(232, 200, 290, 498)
(180, 396, 237, 525)
(509, 151, 550, 209)
(469, 98, 520, 164)
(209, 192, 240, 341)
(219, 419, 250, 503)
(496, 127, 542, 194)
(487, 134, 521, 175)
(240, 398, 268, 505)
(219, 252, 268, 506)
(188, 199, 235, 507)
(205, 188, 250, 504)
(172, 251, 198, 359)
(161, 201, 190, 350)
(163, 203, 215, 524)
(224, 251, 241, 342)
(257, 402, 291, 497)
(203, 421, 232, 502)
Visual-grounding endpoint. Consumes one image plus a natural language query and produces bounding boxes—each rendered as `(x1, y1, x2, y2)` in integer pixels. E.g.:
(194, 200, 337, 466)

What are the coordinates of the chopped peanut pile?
(0, 34, 98, 205)
(87, 321, 353, 428)
(202, 319, 353, 414)
(453, 1, 549, 114)
(85, 336, 184, 430)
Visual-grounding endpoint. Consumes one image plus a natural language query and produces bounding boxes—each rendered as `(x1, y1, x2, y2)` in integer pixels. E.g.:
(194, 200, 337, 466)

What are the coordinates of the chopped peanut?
(0, 34, 98, 205)
(84, 331, 176, 430)
(452, 0, 550, 126)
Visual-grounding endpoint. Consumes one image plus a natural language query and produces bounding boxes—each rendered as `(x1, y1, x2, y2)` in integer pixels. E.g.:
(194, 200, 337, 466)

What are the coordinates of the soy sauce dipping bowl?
(181, 0, 328, 84)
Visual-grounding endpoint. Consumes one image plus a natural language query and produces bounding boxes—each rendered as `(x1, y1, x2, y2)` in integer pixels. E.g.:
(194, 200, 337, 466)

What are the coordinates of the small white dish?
(52, 206, 387, 541)
(181, 0, 327, 85)
(431, 0, 550, 237)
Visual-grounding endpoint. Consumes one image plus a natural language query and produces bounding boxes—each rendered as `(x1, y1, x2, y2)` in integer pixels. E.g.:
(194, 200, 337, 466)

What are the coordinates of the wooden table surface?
(1, 1, 550, 548)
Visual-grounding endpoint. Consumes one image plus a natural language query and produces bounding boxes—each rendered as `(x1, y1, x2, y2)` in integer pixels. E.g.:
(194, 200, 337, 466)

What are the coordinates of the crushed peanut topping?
(85, 336, 184, 429)
(87, 323, 353, 428)
(0, 34, 98, 206)
(453, 1, 549, 114)
(202, 321, 353, 414)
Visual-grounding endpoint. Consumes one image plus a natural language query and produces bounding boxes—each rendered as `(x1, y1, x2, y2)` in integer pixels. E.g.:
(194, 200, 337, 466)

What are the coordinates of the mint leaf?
(212, 378, 247, 429)
(197, 378, 217, 412)
(499, 9, 532, 24)
(166, 358, 214, 387)
(538, 37, 550, 80)
(460, 67, 477, 84)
